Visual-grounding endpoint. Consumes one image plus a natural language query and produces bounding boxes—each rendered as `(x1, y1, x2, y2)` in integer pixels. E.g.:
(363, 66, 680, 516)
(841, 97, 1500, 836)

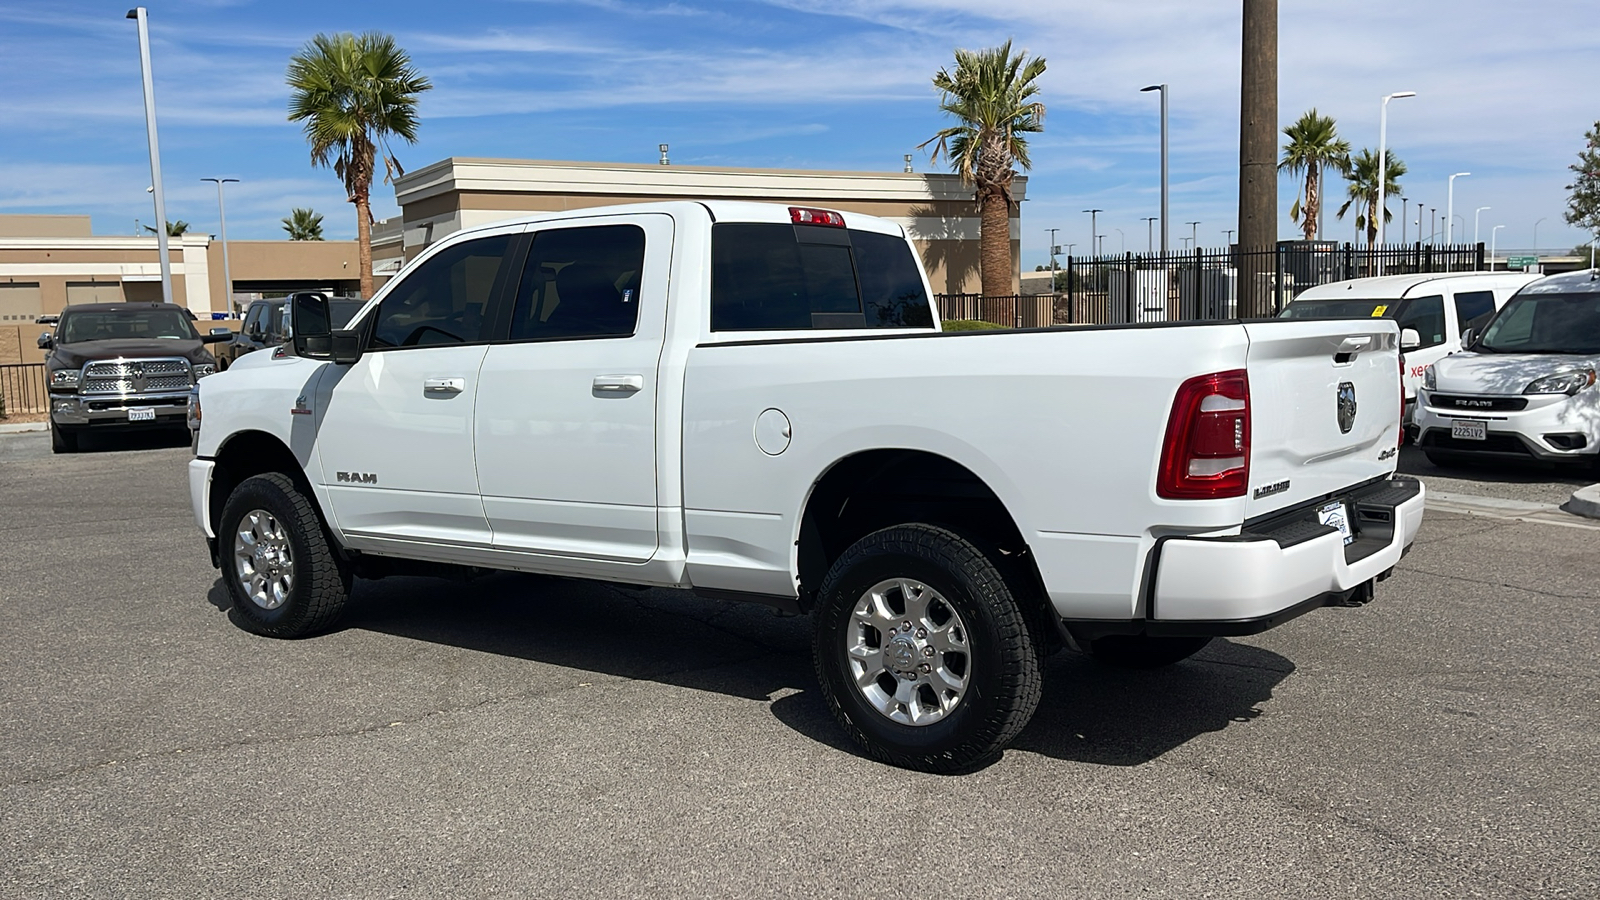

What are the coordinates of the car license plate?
(1451, 419, 1487, 441)
(1318, 500, 1354, 546)
(127, 407, 156, 422)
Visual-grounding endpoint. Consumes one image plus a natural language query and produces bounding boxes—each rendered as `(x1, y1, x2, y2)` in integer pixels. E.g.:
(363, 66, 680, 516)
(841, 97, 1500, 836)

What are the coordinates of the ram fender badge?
(290, 393, 313, 416)
(336, 471, 378, 485)
(1337, 382, 1358, 434)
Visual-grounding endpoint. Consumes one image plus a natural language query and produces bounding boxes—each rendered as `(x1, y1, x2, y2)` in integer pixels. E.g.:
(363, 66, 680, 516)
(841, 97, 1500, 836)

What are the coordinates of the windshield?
(1477, 291, 1600, 355)
(1280, 298, 1401, 319)
(57, 309, 198, 343)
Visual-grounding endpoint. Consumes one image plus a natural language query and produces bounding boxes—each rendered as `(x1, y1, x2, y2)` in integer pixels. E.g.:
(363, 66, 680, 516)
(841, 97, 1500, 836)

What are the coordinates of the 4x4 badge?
(1337, 382, 1357, 434)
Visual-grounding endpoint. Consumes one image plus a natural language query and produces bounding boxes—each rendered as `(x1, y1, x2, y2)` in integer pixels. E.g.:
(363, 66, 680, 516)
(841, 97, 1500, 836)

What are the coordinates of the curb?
(1562, 484, 1600, 520)
(0, 422, 47, 434)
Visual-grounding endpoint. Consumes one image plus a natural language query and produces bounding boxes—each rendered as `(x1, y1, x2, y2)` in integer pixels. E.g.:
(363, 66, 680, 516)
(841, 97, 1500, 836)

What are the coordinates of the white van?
(1280, 272, 1540, 422)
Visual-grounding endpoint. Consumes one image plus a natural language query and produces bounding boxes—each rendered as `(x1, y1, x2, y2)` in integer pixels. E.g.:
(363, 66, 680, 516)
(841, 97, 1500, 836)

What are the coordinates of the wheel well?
(208, 431, 317, 537)
(797, 450, 1056, 649)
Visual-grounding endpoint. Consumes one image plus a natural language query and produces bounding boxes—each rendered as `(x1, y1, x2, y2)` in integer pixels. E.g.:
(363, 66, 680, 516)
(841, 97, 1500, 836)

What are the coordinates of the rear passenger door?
(474, 214, 672, 564)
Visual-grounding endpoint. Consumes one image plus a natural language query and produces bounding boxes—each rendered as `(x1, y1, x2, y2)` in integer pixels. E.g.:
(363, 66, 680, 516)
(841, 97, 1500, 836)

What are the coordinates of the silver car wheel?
(233, 509, 295, 610)
(846, 578, 971, 726)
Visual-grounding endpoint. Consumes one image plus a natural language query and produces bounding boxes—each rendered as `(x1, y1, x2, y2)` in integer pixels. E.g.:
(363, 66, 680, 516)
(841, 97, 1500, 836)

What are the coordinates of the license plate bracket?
(1318, 500, 1354, 546)
(127, 407, 156, 422)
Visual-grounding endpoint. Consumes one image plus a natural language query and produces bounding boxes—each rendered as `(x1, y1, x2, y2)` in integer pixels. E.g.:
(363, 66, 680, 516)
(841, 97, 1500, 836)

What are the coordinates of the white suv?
(1415, 270, 1600, 467)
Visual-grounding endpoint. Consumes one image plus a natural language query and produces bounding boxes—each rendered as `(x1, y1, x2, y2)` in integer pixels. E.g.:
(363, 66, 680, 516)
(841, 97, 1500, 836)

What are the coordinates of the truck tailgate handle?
(1334, 335, 1373, 363)
(593, 374, 644, 394)
(423, 377, 465, 394)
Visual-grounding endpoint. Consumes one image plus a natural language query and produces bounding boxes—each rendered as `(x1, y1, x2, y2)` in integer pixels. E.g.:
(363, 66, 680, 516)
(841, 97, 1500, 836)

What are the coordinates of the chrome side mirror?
(37, 331, 52, 350)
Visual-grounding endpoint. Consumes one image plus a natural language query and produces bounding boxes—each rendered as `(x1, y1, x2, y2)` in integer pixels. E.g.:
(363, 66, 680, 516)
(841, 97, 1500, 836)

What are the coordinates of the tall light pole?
(201, 177, 238, 316)
(1446, 172, 1470, 244)
(1224, 228, 1236, 245)
(1491, 224, 1505, 269)
(1140, 84, 1169, 257)
(1474, 207, 1491, 246)
(1140, 216, 1157, 253)
(1375, 90, 1415, 273)
(1046, 227, 1060, 289)
(1186, 221, 1201, 250)
(1400, 197, 1408, 244)
(1083, 209, 1102, 259)
(1114, 227, 1125, 254)
(1429, 207, 1437, 243)
(1534, 217, 1547, 252)
(127, 7, 172, 306)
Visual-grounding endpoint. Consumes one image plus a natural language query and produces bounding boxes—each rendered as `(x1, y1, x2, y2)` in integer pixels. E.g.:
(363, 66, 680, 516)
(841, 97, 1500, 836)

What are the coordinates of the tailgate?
(1243, 318, 1401, 518)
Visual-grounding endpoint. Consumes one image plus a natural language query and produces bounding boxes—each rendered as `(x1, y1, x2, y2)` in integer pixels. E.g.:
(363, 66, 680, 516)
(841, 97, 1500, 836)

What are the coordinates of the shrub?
(941, 318, 1008, 332)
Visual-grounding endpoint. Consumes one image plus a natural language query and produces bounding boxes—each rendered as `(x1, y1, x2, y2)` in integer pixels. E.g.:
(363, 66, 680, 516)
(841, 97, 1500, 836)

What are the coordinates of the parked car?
(189, 201, 1423, 772)
(1280, 271, 1540, 424)
(220, 295, 365, 369)
(39, 302, 229, 453)
(1414, 270, 1600, 467)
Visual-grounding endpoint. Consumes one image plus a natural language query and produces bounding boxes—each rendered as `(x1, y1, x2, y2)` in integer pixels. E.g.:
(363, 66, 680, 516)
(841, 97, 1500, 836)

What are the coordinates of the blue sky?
(1, 0, 1596, 265)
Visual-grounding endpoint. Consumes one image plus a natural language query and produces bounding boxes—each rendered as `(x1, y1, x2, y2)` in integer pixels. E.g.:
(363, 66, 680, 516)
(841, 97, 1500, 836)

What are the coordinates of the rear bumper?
(1066, 476, 1424, 639)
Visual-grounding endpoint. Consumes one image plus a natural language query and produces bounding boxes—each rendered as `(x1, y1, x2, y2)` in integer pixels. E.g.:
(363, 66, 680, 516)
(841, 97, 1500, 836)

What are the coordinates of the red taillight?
(1157, 370, 1250, 499)
(789, 206, 846, 227)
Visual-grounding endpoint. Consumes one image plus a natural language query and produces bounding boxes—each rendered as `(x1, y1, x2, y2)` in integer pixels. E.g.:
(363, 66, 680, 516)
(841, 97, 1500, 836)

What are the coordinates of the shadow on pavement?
(209, 569, 1298, 768)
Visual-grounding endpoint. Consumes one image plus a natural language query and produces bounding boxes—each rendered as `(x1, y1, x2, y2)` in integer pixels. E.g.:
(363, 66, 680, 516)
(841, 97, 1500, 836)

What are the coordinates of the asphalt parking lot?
(1, 430, 1596, 898)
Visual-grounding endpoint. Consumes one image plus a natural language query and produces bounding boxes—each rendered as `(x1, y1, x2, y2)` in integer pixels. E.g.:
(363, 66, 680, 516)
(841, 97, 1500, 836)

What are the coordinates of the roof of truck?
(1294, 271, 1541, 301)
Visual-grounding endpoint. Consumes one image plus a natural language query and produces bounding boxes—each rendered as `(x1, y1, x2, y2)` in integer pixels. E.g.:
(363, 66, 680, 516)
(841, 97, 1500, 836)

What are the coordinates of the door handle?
(423, 377, 465, 394)
(593, 374, 644, 394)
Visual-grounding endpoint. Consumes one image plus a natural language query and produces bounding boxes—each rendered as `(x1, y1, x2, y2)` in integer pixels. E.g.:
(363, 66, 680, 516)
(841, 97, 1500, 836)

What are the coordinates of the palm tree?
(1279, 109, 1350, 242)
(142, 220, 189, 237)
(1337, 148, 1407, 245)
(921, 40, 1047, 301)
(282, 208, 326, 241)
(287, 32, 430, 298)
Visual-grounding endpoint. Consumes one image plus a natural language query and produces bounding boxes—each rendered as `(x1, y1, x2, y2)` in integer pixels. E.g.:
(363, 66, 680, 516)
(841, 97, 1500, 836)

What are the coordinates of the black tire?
(812, 524, 1042, 773)
(50, 423, 78, 454)
(218, 472, 350, 638)
(1086, 634, 1212, 669)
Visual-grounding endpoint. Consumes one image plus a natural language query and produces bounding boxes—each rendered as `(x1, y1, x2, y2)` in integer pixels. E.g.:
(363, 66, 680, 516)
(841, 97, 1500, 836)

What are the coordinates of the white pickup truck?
(188, 201, 1424, 772)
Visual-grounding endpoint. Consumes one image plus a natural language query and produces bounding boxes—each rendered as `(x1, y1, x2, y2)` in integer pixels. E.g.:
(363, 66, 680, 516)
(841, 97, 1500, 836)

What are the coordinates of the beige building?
(0, 214, 365, 364)
(387, 158, 1021, 295)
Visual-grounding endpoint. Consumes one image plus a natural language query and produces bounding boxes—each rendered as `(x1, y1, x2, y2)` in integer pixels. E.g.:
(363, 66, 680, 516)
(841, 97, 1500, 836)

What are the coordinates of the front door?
(474, 215, 671, 563)
(314, 229, 519, 547)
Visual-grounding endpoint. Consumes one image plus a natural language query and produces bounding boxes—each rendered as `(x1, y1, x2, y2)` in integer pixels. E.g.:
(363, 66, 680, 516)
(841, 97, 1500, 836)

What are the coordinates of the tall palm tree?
(1279, 109, 1350, 242)
(287, 32, 430, 298)
(1337, 148, 1407, 245)
(282, 208, 326, 241)
(921, 40, 1047, 300)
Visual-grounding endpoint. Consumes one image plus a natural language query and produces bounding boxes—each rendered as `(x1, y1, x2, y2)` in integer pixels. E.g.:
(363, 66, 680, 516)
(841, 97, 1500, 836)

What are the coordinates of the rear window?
(711, 223, 933, 331)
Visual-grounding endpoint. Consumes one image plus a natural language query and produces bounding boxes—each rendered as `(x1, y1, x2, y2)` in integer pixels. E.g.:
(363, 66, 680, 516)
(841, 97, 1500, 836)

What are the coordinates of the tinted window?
(1397, 295, 1446, 349)
(372, 235, 510, 348)
(509, 225, 645, 340)
(330, 299, 366, 329)
(57, 309, 197, 343)
(243, 304, 265, 334)
(1479, 292, 1600, 354)
(1453, 290, 1496, 335)
(1280, 298, 1396, 319)
(710, 223, 933, 331)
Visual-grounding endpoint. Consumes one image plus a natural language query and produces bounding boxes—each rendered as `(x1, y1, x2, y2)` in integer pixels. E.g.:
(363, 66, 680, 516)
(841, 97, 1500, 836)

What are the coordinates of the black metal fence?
(0, 363, 47, 417)
(941, 241, 1487, 328)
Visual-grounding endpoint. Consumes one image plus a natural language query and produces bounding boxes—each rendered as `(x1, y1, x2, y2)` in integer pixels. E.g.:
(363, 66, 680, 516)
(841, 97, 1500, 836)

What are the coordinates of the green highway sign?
(1507, 255, 1539, 269)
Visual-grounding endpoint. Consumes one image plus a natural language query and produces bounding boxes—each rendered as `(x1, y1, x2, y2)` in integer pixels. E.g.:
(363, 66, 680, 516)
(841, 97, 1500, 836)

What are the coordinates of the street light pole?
(1046, 227, 1059, 289)
(1140, 217, 1157, 253)
(1491, 224, 1504, 269)
(1225, 228, 1236, 245)
(1376, 91, 1415, 274)
(1446, 172, 1470, 244)
(1429, 207, 1436, 243)
(1534, 217, 1547, 252)
(1140, 84, 1169, 257)
(1114, 228, 1125, 254)
(1083, 209, 1103, 259)
(1186, 221, 1201, 250)
(201, 177, 238, 316)
(127, 7, 172, 306)
(1474, 206, 1490, 246)
(1401, 197, 1408, 244)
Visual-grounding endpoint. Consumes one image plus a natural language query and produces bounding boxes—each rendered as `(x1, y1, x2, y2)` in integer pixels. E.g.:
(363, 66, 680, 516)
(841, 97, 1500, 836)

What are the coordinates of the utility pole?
(128, 8, 172, 306)
(1238, 0, 1277, 316)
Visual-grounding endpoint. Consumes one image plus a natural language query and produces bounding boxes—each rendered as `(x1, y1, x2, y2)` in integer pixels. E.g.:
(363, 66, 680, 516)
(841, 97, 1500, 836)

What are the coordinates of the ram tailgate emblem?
(336, 471, 378, 485)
